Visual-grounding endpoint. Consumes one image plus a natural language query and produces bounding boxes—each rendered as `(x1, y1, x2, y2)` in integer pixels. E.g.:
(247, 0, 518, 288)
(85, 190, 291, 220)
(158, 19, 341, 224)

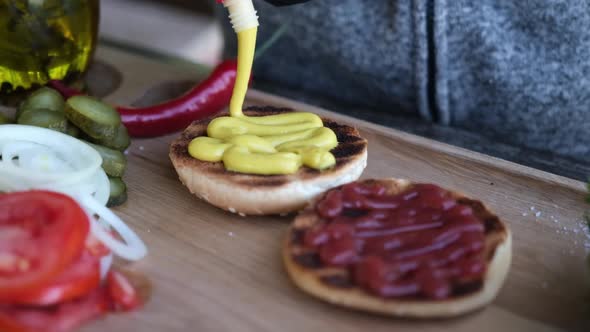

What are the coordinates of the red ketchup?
(304, 182, 486, 300)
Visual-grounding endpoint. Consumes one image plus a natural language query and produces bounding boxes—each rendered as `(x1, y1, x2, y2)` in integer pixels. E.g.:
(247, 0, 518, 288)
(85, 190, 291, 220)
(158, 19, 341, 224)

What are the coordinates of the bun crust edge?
(173, 153, 367, 215)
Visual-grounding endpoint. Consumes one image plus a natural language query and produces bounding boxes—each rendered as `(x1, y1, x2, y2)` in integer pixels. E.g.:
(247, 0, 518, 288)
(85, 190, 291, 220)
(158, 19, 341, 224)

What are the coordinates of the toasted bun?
(169, 106, 368, 215)
(283, 178, 512, 318)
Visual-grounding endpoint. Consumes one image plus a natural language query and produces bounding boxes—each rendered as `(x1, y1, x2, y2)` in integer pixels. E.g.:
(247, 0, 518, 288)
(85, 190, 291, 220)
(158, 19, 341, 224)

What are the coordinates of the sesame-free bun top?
(169, 106, 368, 216)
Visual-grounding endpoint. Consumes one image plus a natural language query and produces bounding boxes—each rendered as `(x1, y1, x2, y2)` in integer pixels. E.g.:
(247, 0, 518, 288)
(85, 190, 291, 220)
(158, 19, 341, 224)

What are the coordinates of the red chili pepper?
(49, 59, 239, 138)
(117, 59, 238, 137)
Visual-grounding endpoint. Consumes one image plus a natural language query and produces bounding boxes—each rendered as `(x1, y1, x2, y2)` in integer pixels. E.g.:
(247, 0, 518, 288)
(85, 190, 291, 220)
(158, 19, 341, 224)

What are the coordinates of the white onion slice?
(0, 125, 103, 195)
(0, 125, 147, 262)
(20, 146, 75, 173)
(93, 169, 110, 206)
(80, 195, 148, 261)
(2, 142, 40, 166)
(0, 125, 101, 186)
(100, 253, 114, 280)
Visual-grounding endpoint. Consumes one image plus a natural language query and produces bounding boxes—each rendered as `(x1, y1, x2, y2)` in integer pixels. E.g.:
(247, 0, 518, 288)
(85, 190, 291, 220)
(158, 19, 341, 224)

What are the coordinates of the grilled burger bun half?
(169, 106, 368, 216)
(283, 178, 512, 318)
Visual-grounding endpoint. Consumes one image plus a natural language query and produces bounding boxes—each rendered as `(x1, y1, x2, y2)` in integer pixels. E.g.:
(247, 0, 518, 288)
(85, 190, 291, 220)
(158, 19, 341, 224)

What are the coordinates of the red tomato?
(85, 234, 111, 258)
(0, 191, 90, 301)
(0, 289, 108, 332)
(106, 270, 141, 312)
(0, 313, 29, 332)
(11, 251, 101, 306)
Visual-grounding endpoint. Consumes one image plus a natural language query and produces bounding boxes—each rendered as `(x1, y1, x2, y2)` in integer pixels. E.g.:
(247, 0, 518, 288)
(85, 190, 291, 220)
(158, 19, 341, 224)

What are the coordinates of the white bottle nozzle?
(223, 0, 259, 32)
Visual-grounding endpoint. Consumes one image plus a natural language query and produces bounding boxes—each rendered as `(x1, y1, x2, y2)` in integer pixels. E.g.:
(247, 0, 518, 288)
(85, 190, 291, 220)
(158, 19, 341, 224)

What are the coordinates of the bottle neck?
(223, 0, 259, 33)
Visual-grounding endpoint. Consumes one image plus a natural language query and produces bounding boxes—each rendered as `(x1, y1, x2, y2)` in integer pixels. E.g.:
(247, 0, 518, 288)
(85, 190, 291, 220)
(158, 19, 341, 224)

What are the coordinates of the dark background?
(153, 0, 214, 13)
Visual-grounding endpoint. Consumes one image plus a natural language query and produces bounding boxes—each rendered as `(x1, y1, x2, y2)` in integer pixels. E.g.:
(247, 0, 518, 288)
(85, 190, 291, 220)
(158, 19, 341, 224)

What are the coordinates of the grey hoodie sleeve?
(217, 0, 590, 161)
(440, 1, 590, 159)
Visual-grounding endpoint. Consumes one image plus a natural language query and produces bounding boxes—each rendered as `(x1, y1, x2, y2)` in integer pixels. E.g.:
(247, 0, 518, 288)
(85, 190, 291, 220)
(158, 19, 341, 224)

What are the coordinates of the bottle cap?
(223, 0, 259, 32)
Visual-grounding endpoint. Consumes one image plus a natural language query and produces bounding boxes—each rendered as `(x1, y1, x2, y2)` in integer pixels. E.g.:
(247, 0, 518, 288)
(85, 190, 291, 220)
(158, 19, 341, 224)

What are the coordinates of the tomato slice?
(0, 313, 29, 332)
(11, 251, 101, 306)
(0, 268, 147, 332)
(85, 234, 111, 259)
(106, 270, 142, 312)
(0, 289, 108, 332)
(0, 191, 90, 301)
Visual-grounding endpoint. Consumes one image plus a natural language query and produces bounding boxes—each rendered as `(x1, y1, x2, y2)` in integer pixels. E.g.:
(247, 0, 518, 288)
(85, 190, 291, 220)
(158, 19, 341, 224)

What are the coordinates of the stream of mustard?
(188, 27, 338, 175)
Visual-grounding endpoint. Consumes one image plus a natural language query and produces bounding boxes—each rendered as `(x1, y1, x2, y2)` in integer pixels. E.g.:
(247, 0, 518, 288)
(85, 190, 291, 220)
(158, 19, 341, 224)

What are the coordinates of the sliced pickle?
(17, 87, 65, 119)
(65, 96, 121, 140)
(17, 108, 68, 133)
(107, 177, 128, 207)
(0, 113, 12, 124)
(84, 141, 127, 177)
(65, 122, 81, 137)
(92, 124, 131, 151)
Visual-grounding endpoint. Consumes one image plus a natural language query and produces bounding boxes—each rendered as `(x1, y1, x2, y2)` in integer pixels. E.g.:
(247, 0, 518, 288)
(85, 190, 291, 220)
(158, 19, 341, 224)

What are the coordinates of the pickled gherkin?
(0, 0, 99, 92)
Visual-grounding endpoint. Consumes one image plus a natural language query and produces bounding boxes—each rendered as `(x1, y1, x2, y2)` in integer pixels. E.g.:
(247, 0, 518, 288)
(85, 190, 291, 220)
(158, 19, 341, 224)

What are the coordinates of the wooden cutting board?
(67, 45, 590, 331)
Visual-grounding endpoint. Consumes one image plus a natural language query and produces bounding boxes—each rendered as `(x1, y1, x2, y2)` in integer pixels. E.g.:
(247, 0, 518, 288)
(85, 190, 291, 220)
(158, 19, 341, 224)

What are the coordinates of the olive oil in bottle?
(0, 0, 99, 93)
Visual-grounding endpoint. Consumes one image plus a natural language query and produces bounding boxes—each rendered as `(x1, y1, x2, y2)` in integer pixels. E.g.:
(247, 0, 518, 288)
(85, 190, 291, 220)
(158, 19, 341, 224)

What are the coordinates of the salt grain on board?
(550, 218, 590, 252)
(535, 211, 541, 218)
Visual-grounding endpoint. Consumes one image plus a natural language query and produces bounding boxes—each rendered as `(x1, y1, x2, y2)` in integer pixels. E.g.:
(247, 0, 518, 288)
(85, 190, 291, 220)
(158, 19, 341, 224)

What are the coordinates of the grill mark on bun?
(453, 280, 484, 297)
(244, 105, 291, 114)
(246, 177, 289, 187)
(457, 198, 505, 234)
(293, 253, 324, 269)
(291, 229, 306, 246)
(320, 275, 354, 289)
(332, 143, 366, 160)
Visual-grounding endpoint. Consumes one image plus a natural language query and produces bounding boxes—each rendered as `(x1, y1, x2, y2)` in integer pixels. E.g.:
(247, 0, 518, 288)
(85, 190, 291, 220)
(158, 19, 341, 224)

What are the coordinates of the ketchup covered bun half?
(169, 106, 368, 216)
(283, 178, 512, 318)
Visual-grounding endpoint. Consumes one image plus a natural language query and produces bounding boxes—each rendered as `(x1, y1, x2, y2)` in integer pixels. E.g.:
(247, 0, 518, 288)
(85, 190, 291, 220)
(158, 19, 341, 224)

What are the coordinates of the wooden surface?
(69, 46, 590, 331)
